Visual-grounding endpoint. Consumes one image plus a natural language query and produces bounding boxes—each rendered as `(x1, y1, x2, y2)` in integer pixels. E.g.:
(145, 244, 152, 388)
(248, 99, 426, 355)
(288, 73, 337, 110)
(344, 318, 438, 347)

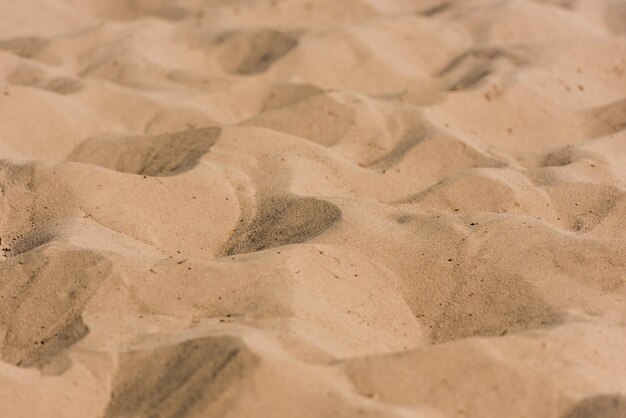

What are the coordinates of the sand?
(0, 0, 625, 417)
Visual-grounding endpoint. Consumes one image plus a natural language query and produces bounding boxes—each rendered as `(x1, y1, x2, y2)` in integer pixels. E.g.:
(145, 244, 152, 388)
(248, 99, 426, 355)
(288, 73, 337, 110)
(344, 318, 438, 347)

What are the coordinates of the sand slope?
(1, 0, 625, 417)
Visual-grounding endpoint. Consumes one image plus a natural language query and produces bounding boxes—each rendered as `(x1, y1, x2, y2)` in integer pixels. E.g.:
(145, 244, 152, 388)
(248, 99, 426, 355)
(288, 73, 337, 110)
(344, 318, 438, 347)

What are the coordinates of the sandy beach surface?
(1, 0, 626, 417)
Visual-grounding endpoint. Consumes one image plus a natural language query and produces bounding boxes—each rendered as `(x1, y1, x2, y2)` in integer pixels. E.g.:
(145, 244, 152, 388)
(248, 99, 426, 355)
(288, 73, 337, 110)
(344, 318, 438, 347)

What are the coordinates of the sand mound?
(342, 322, 626, 418)
(1, 0, 625, 417)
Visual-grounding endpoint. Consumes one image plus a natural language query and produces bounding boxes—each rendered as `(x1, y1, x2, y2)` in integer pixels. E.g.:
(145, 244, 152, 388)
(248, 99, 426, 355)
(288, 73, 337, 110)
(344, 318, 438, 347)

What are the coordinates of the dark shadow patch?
(427, 275, 563, 343)
(261, 83, 324, 112)
(9, 228, 56, 256)
(437, 48, 503, 76)
(396, 214, 414, 224)
(6, 66, 84, 95)
(222, 195, 341, 256)
(419, 2, 451, 16)
(541, 145, 602, 169)
(6, 65, 44, 86)
(0, 248, 112, 372)
(44, 77, 84, 95)
(561, 395, 626, 418)
(542, 145, 577, 167)
(17, 315, 89, 370)
(366, 129, 429, 171)
(606, 2, 626, 35)
(104, 336, 257, 418)
(545, 183, 622, 235)
(219, 30, 298, 75)
(245, 93, 356, 147)
(448, 68, 491, 91)
(0, 37, 49, 58)
(148, 4, 190, 20)
(555, 0, 575, 10)
(67, 127, 221, 176)
(127, 0, 191, 20)
(437, 48, 524, 91)
(585, 98, 626, 139)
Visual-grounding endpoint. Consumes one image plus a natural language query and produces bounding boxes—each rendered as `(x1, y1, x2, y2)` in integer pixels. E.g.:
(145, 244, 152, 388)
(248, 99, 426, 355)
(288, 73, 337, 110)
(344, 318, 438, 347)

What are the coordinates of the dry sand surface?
(1, 0, 626, 417)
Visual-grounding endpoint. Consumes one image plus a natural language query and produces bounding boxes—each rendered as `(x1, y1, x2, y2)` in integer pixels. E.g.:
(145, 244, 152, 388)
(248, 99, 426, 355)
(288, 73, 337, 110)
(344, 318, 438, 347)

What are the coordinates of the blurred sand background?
(1, 0, 626, 417)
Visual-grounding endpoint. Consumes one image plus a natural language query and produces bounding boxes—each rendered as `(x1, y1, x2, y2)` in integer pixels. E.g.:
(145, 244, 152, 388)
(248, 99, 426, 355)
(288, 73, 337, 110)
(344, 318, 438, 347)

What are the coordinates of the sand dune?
(1, 0, 625, 417)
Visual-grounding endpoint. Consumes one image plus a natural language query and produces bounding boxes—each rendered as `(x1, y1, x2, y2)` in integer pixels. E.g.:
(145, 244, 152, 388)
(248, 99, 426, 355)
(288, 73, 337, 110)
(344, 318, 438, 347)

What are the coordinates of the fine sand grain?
(0, 1, 625, 417)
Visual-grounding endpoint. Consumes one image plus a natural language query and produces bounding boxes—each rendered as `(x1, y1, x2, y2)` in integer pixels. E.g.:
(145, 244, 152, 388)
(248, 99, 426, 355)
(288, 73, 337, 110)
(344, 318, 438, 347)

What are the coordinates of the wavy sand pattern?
(0, 1, 625, 417)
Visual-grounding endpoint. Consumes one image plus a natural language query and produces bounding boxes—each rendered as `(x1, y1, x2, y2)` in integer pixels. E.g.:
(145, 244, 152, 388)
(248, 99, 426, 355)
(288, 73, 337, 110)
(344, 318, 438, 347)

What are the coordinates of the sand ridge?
(0, 0, 625, 417)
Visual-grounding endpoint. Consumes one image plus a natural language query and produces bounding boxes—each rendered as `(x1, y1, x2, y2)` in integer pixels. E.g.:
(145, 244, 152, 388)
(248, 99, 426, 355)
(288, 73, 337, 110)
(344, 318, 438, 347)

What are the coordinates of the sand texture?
(1, 0, 626, 417)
